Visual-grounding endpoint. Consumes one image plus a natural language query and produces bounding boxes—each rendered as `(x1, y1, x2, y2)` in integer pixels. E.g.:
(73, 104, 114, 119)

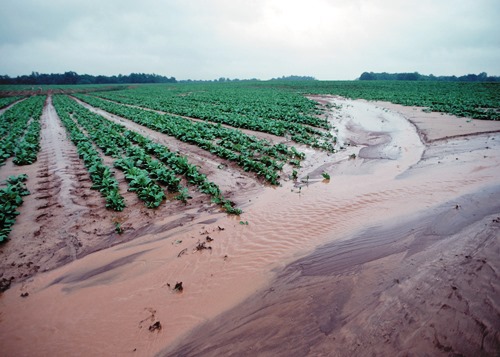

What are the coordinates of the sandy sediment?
(0, 96, 499, 357)
(161, 98, 500, 356)
(163, 185, 500, 356)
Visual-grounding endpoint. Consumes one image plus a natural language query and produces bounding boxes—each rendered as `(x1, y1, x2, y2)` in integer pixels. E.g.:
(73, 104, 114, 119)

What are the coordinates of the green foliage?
(322, 172, 330, 180)
(52, 95, 126, 211)
(0, 96, 24, 108)
(265, 80, 500, 121)
(222, 200, 242, 215)
(0, 174, 30, 242)
(75, 93, 300, 184)
(53, 95, 242, 214)
(114, 221, 123, 234)
(175, 187, 191, 204)
(0, 96, 45, 166)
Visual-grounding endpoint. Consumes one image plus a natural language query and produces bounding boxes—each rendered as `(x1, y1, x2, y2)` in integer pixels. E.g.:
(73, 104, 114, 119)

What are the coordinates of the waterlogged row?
(75, 94, 307, 184)
(53, 95, 242, 214)
(0, 96, 45, 166)
(88, 87, 336, 151)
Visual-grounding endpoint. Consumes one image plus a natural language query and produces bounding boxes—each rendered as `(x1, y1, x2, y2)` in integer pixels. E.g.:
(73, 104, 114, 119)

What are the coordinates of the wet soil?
(1, 95, 499, 357)
(0, 95, 261, 289)
(164, 185, 500, 356)
(160, 98, 500, 357)
(0, 96, 115, 285)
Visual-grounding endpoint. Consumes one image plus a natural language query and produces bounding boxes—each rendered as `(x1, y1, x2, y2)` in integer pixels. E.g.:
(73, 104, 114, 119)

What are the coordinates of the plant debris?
(195, 241, 212, 251)
(206, 236, 213, 242)
(177, 248, 187, 258)
(149, 321, 162, 332)
(0, 277, 13, 292)
(174, 281, 183, 292)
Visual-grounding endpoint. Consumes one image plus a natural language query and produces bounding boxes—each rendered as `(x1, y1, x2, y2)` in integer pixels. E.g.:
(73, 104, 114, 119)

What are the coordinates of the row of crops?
(74, 94, 307, 185)
(2, 88, 328, 241)
(52, 95, 243, 214)
(0, 96, 24, 109)
(1, 96, 45, 166)
(0, 175, 30, 242)
(84, 86, 337, 151)
(0, 96, 46, 242)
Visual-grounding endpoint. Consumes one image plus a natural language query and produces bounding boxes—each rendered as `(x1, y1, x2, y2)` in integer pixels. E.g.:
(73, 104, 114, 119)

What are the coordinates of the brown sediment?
(162, 185, 500, 357)
(367, 99, 500, 143)
(0, 95, 114, 282)
(0, 96, 499, 357)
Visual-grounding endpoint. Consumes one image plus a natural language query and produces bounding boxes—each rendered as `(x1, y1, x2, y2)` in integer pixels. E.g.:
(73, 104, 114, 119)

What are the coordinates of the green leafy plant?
(114, 221, 123, 234)
(223, 200, 242, 215)
(0, 174, 30, 242)
(175, 187, 192, 204)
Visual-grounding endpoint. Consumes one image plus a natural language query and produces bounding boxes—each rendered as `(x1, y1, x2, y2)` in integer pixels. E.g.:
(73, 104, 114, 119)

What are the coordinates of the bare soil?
(0, 96, 499, 357)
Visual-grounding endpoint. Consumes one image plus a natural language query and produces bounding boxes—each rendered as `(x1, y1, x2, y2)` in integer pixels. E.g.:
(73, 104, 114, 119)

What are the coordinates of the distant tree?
(358, 71, 499, 82)
(269, 75, 316, 81)
(0, 71, 178, 85)
(359, 72, 376, 80)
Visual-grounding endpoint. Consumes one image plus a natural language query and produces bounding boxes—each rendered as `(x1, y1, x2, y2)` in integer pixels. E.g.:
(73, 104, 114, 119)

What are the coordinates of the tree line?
(0, 71, 177, 85)
(359, 71, 500, 82)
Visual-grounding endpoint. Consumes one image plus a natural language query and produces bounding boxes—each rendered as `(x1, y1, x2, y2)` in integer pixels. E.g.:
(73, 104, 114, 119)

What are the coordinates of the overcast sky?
(1, 0, 499, 80)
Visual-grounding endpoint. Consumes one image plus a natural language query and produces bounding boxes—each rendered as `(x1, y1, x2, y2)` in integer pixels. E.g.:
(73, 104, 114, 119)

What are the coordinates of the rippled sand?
(1, 97, 499, 357)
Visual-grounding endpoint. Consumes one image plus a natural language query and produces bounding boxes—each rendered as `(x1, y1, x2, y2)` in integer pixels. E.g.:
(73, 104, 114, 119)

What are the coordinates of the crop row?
(0, 96, 24, 109)
(0, 174, 30, 243)
(75, 94, 304, 184)
(54, 95, 242, 214)
(92, 83, 329, 127)
(0, 96, 45, 166)
(77, 94, 302, 162)
(58, 96, 171, 208)
(52, 96, 126, 211)
(88, 88, 336, 151)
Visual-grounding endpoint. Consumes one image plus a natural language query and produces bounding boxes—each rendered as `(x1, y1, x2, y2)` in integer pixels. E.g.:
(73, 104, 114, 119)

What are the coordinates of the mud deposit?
(1, 96, 500, 357)
(164, 186, 500, 357)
